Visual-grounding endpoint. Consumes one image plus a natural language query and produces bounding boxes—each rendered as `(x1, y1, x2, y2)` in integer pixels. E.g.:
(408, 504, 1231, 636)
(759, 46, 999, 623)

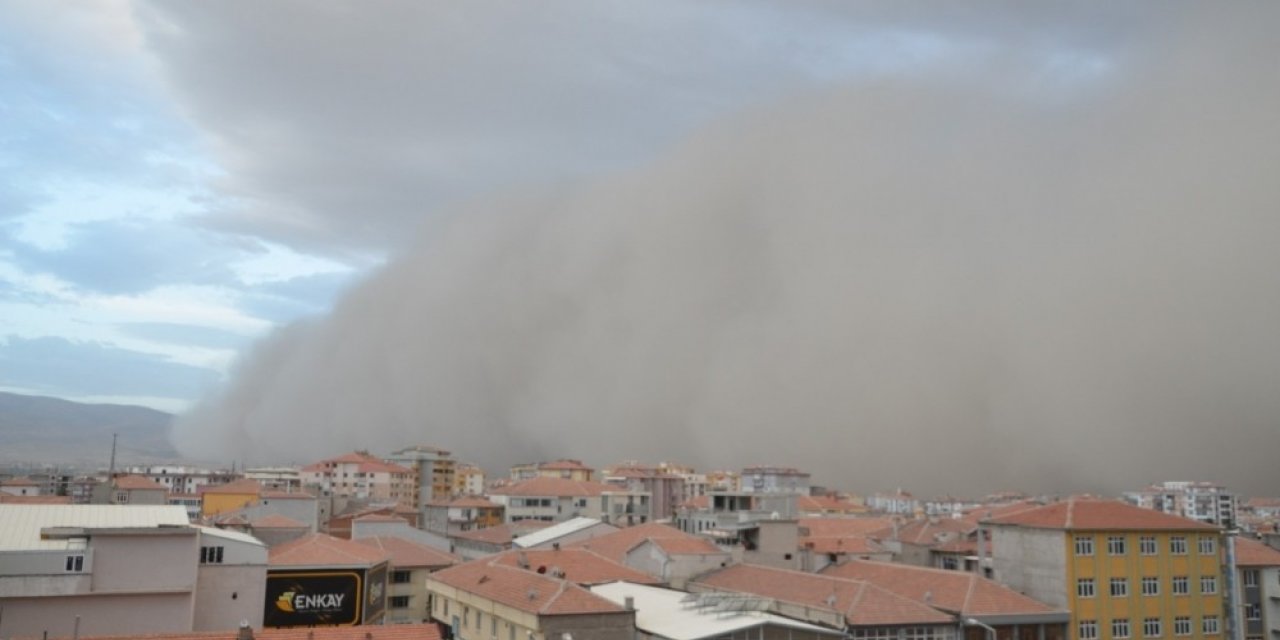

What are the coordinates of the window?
(1200, 576, 1217, 594)
(1141, 577, 1159, 596)
(1108, 536, 1127, 555)
(443, 600, 448, 617)
(389, 596, 410, 609)
(852, 630, 897, 640)
(1077, 578, 1096, 598)
(1143, 618, 1161, 638)
(64, 554, 84, 572)
(1079, 620, 1098, 640)
(114, 491, 129, 504)
(199, 546, 224, 564)
(1140, 536, 1157, 555)
(491, 615, 497, 636)
(1174, 617, 1192, 636)
(1172, 576, 1189, 594)
(1170, 536, 1187, 554)
(1198, 536, 1216, 555)
(1112, 619, 1131, 639)
(1243, 570, 1259, 587)
(1110, 578, 1129, 597)
(1203, 616, 1220, 635)
(1245, 603, 1261, 621)
(391, 570, 412, 584)
(1075, 536, 1095, 556)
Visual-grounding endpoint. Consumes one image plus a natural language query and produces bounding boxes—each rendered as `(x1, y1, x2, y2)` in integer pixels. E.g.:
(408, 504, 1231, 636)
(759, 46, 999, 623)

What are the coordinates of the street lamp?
(967, 618, 997, 640)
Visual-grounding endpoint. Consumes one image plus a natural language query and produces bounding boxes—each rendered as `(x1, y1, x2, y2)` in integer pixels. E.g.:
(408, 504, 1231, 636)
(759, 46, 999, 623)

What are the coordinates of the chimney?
(624, 596, 635, 610)
(237, 621, 254, 640)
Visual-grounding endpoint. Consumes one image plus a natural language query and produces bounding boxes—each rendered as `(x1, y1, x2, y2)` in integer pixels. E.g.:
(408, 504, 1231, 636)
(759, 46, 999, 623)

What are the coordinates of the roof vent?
(527, 588, 539, 600)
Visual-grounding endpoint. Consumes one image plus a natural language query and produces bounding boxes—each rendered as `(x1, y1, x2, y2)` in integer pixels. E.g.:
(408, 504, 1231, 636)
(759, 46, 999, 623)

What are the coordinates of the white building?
(122, 465, 239, 495)
(740, 466, 811, 495)
(0, 505, 267, 638)
(1123, 480, 1239, 527)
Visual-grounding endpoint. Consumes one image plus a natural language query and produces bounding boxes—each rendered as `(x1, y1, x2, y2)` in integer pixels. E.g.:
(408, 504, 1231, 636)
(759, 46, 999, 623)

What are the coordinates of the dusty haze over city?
(4, 3, 1278, 497)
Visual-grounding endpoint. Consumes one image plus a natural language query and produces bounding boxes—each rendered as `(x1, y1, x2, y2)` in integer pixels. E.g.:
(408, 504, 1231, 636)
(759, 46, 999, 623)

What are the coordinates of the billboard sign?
(364, 563, 388, 623)
(264, 570, 362, 627)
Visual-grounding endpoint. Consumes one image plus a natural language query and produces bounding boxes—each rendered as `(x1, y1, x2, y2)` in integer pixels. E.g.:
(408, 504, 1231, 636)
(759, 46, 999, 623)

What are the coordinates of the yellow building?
(509, 459, 594, 482)
(200, 478, 265, 516)
(985, 497, 1223, 640)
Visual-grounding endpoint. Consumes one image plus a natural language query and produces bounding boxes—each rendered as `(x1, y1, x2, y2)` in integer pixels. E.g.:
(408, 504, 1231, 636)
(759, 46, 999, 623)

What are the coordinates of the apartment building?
(424, 496, 505, 535)
(867, 489, 921, 515)
(984, 497, 1224, 640)
(510, 459, 595, 482)
(1235, 537, 1280, 640)
(301, 451, 415, 509)
(354, 535, 459, 624)
(489, 476, 651, 526)
(123, 464, 239, 495)
(0, 505, 266, 638)
(740, 465, 811, 494)
(1124, 482, 1239, 528)
(385, 445, 456, 517)
(603, 465, 686, 521)
(454, 462, 486, 496)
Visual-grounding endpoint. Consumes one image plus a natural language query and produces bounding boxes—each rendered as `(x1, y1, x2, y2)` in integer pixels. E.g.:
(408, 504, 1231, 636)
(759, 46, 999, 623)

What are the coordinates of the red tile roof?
(113, 475, 167, 491)
(1, 477, 40, 486)
(490, 476, 616, 497)
(269, 533, 390, 567)
(648, 536, 725, 556)
(984, 497, 1219, 531)
(570, 522, 720, 563)
(489, 548, 660, 585)
(428, 496, 501, 508)
(250, 514, 308, 529)
(1235, 538, 1280, 566)
(538, 459, 594, 471)
(799, 495, 866, 513)
(354, 536, 460, 569)
(301, 451, 413, 475)
(0, 494, 72, 504)
(799, 517, 896, 555)
(23, 624, 445, 640)
(874, 517, 972, 546)
(805, 536, 888, 555)
(428, 559, 628, 615)
(693, 564, 954, 626)
(821, 560, 1064, 617)
(353, 513, 409, 523)
(200, 479, 264, 495)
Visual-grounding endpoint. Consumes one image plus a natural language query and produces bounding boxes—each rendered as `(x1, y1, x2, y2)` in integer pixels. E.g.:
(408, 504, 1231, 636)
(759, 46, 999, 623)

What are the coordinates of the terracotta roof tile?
(428, 560, 627, 616)
(821, 560, 1063, 617)
(113, 475, 167, 491)
(428, 496, 502, 508)
(353, 513, 408, 523)
(269, 533, 390, 567)
(453, 521, 551, 546)
(1235, 538, 1280, 566)
(200, 479, 264, 495)
(354, 536, 460, 568)
(874, 517, 972, 546)
(250, 514, 308, 529)
(984, 497, 1219, 531)
(693, 564, 953, 626)
(489, 476, 615, 497)
(571, 522, 717, 563)
(1, 477, 40, 486)
(647, 536, 725, 556)
(489, 548, 660, 585)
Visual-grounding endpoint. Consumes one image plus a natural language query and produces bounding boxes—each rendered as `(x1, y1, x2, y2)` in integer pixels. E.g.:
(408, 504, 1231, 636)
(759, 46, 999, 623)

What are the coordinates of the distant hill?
(0, 392, 179, 466)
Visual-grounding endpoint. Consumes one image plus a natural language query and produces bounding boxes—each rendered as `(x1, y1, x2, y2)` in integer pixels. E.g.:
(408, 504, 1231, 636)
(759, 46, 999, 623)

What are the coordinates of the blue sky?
(0, 1, 1130, 413)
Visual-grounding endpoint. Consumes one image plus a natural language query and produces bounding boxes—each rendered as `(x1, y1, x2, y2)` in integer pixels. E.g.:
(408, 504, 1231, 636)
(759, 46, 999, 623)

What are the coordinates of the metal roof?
(0, 504, 191, 551)
(591, 581, 841, 640)
(512, 516, 609, 548)
(196, 525, 267, 547)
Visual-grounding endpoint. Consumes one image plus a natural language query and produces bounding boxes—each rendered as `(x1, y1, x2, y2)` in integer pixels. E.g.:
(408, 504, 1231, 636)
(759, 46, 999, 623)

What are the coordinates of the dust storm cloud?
(172, 7, 1280, 496)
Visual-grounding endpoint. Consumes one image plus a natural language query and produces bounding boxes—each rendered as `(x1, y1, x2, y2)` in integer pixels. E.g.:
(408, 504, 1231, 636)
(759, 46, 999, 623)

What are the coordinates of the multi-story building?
(105, 474, 169, 505)
(424, 496, 505, 535)
(706, 470, 741, 492)
(1235, 537, 1280, 640)
(243, 466, 303, 491)
(0, 504, 266, 637)
(489, 477, 650, 526)
(740, 465, 811, 494)
(453, 462, 485, 496)
(0, 477, 41, 496)
(867, 488, 920, 515)
(984, 497, 1224, 640)
(353, 535, 459, 624)
(1124, 482, 1239, 528)
(301, 451, 415, 509)
(510, 459, 595, 482)
(384, 445, 456, 517)
(123, 465, 239, 495)
(265, 533, 391, 628)
(603, 465, 685, 522)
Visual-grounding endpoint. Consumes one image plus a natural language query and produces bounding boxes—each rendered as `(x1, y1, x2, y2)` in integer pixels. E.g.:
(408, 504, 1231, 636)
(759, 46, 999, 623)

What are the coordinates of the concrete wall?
(353, 519, 452, 551)
(542, 611, 636, 640)
(624, 542, 729, 589)
(989, 526, 1068, 609)
(0, 592, 195, 638)
(94, 532, 199, 592)
(193, 564, 266, 631)
(239, 497, 320, 531)
(1259, 566, 1280, 639)
(386, 566, 433, 624)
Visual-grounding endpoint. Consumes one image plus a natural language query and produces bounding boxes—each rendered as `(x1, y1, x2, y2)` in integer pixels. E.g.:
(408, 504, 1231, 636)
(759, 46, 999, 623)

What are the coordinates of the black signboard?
(264, 570, 362, 627)
(364, 563, 388, 623)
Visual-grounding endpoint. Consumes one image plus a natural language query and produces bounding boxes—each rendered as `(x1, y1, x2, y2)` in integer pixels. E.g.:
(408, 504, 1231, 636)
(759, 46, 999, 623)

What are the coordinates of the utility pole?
(1224, 526, 1244, 640)
(108, 433, 118, 479)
